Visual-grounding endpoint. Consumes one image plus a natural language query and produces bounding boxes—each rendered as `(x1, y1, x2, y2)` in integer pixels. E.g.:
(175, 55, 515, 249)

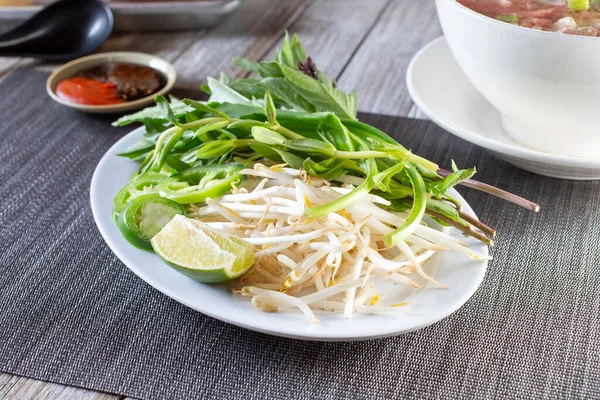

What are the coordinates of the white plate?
(91, 127, 488, 341)
(407, 36, 600, 180)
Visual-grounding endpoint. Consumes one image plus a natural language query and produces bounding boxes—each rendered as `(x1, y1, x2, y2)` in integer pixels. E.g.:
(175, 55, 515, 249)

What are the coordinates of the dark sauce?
(56, 62, 167, 106)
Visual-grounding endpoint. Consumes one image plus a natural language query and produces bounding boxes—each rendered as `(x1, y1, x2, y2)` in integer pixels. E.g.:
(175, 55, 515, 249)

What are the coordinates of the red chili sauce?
(56, 63, 167, 106)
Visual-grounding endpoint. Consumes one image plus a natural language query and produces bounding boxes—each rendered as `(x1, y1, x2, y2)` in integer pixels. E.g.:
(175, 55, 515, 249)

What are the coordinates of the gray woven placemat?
(1, 69, 599, 400)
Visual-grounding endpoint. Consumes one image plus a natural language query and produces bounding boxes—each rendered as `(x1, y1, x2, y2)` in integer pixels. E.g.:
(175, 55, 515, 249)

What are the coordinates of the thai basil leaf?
(316, 113, 355, 152)
(183, 99, 228, 118)
(276, 32, 307, 69)
(264, 91, 277, 126)
(228, 78, 267, 100)
(206, 77, 253, 105)
(194, 121, 231, 142)
(431, 162, 476, 196)
(273, 149, 304, 169)
(155, 95, 181, 127)
(303, 158, 349, 180)
(210, 102, 264, 118)
(251, 126, 286, 146)
(373, 158, 409, 192)
(112, 97, 194, 127)
(117, 138, 155, 160)
(280, 65, 357, 120)
(425, 198, 469, 228)
(258, 78, 316, 112)
(233, 58, 283, 78)
(196, 140, 237, 160)
(284, 138, 336, 157)
(249, 143, 280, 159)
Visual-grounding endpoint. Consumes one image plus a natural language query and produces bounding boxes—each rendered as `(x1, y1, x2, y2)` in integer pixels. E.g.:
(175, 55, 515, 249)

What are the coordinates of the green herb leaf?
(196, 140, 237, 160)
(117, 138, 156, 160)
(316, 113, 355, 152)
(274, 149, 305, 169)
(303, 158, 353, 180)
(280, 65, 357, 120)
(373, 157, 409, 192)
(251, 126, 286, 146)
(431, 162, 476, 196)
(233, 58, 283, 78)
(112, 97, 193, 127)
(155, 95, 181, 127)
(249, 143, 280, 159)
(264, 91, 278, 126)
(284, 138, 336, 157)
(207, 77, 253, 105)
(211, 102, 264, 118)
(183, 99, 228, 118)
(194, 121, 231, 142)
(258, 78, 316, 112)
(425, 198, 468, 227)
(276, 32, 307, 69)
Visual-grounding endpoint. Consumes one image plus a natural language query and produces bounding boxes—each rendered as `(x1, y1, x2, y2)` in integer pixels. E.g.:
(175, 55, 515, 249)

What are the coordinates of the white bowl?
(435, 0, 600, 158)
(47, 52, 177, 114)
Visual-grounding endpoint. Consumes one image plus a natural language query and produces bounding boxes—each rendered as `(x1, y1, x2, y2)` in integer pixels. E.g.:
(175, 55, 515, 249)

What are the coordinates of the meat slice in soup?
(457, 0, 600, 36)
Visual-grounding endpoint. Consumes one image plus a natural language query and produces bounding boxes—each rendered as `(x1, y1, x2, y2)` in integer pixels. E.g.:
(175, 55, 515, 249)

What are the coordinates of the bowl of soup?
(435, 0, 600, 158)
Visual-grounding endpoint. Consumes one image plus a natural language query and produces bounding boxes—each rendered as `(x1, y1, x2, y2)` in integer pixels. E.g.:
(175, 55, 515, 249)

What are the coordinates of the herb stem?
(233, 139, 257, 147)
(181, 117, 230, 130)
(334, 150, 390, 159)
(334, 150, 438, 173)
(384, 165, 427, 247)
(457, 210, 496, 238)
(426, 208, 494, 246)
(438, 169, 540, 212)
(306, 179, 374, 219)
(273, 125, 305, 140)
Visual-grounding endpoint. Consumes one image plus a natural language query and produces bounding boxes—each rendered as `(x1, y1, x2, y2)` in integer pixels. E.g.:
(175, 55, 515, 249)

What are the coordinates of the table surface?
(0, 0, 441, 398)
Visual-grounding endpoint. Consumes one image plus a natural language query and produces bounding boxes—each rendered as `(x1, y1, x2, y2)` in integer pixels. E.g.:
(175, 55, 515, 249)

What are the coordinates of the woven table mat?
(0, 69, 599, 400)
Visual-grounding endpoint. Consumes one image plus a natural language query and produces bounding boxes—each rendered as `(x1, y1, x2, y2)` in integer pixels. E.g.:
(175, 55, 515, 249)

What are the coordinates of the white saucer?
(407, 36, 600, 180)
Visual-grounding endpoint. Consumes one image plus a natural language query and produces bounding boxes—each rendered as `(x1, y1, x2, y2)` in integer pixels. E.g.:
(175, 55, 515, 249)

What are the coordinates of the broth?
(458, 0, 600, 36)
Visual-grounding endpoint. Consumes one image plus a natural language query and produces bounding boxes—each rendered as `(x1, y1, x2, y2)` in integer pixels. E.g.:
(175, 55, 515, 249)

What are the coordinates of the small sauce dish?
(47, 52, 177, 114)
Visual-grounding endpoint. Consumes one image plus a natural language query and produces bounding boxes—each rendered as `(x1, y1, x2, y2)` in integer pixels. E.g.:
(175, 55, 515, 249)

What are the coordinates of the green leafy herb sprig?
(113, 33, 539, 246)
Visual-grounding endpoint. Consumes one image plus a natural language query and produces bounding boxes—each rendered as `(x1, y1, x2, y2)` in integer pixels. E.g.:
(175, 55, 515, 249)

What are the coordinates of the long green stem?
(334, 150, 438, 175)
(334, 150, 390, 159)
(273, 125, 305, 140)
(438, 169, 540, 212)
(233, 139, 257, 147)
(427, 208, 494, 246)
(384, 164, 427, 247)
(306, 179, 374, 219)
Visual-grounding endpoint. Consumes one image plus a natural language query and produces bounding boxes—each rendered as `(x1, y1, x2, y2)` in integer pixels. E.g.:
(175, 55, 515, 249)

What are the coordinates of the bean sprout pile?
(186, 164, 490, 322)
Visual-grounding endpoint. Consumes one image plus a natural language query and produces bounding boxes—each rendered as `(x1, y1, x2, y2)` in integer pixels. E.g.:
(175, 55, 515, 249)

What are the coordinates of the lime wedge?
(151, 215, 255, 283)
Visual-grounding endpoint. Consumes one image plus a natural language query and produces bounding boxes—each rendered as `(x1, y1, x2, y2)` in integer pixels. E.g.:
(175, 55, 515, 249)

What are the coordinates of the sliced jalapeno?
(112, 172, 171, 221)
(157, 163, 243, 204)
(117, 193, 186, 250)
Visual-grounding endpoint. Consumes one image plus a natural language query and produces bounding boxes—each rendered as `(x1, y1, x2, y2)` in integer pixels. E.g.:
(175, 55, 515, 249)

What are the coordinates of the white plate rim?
(90, 126, 489, 341)
(407, 36, 600, 169)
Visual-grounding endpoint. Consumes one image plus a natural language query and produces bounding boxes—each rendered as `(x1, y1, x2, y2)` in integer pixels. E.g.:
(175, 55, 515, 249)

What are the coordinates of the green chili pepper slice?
(117, 193, 186, 250)
(158, 163, 243, 204)
(112, 172, 172, 221)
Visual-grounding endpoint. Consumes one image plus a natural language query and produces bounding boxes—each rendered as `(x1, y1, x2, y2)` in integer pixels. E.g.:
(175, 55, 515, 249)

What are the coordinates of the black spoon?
(0, 0, 113, 60)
